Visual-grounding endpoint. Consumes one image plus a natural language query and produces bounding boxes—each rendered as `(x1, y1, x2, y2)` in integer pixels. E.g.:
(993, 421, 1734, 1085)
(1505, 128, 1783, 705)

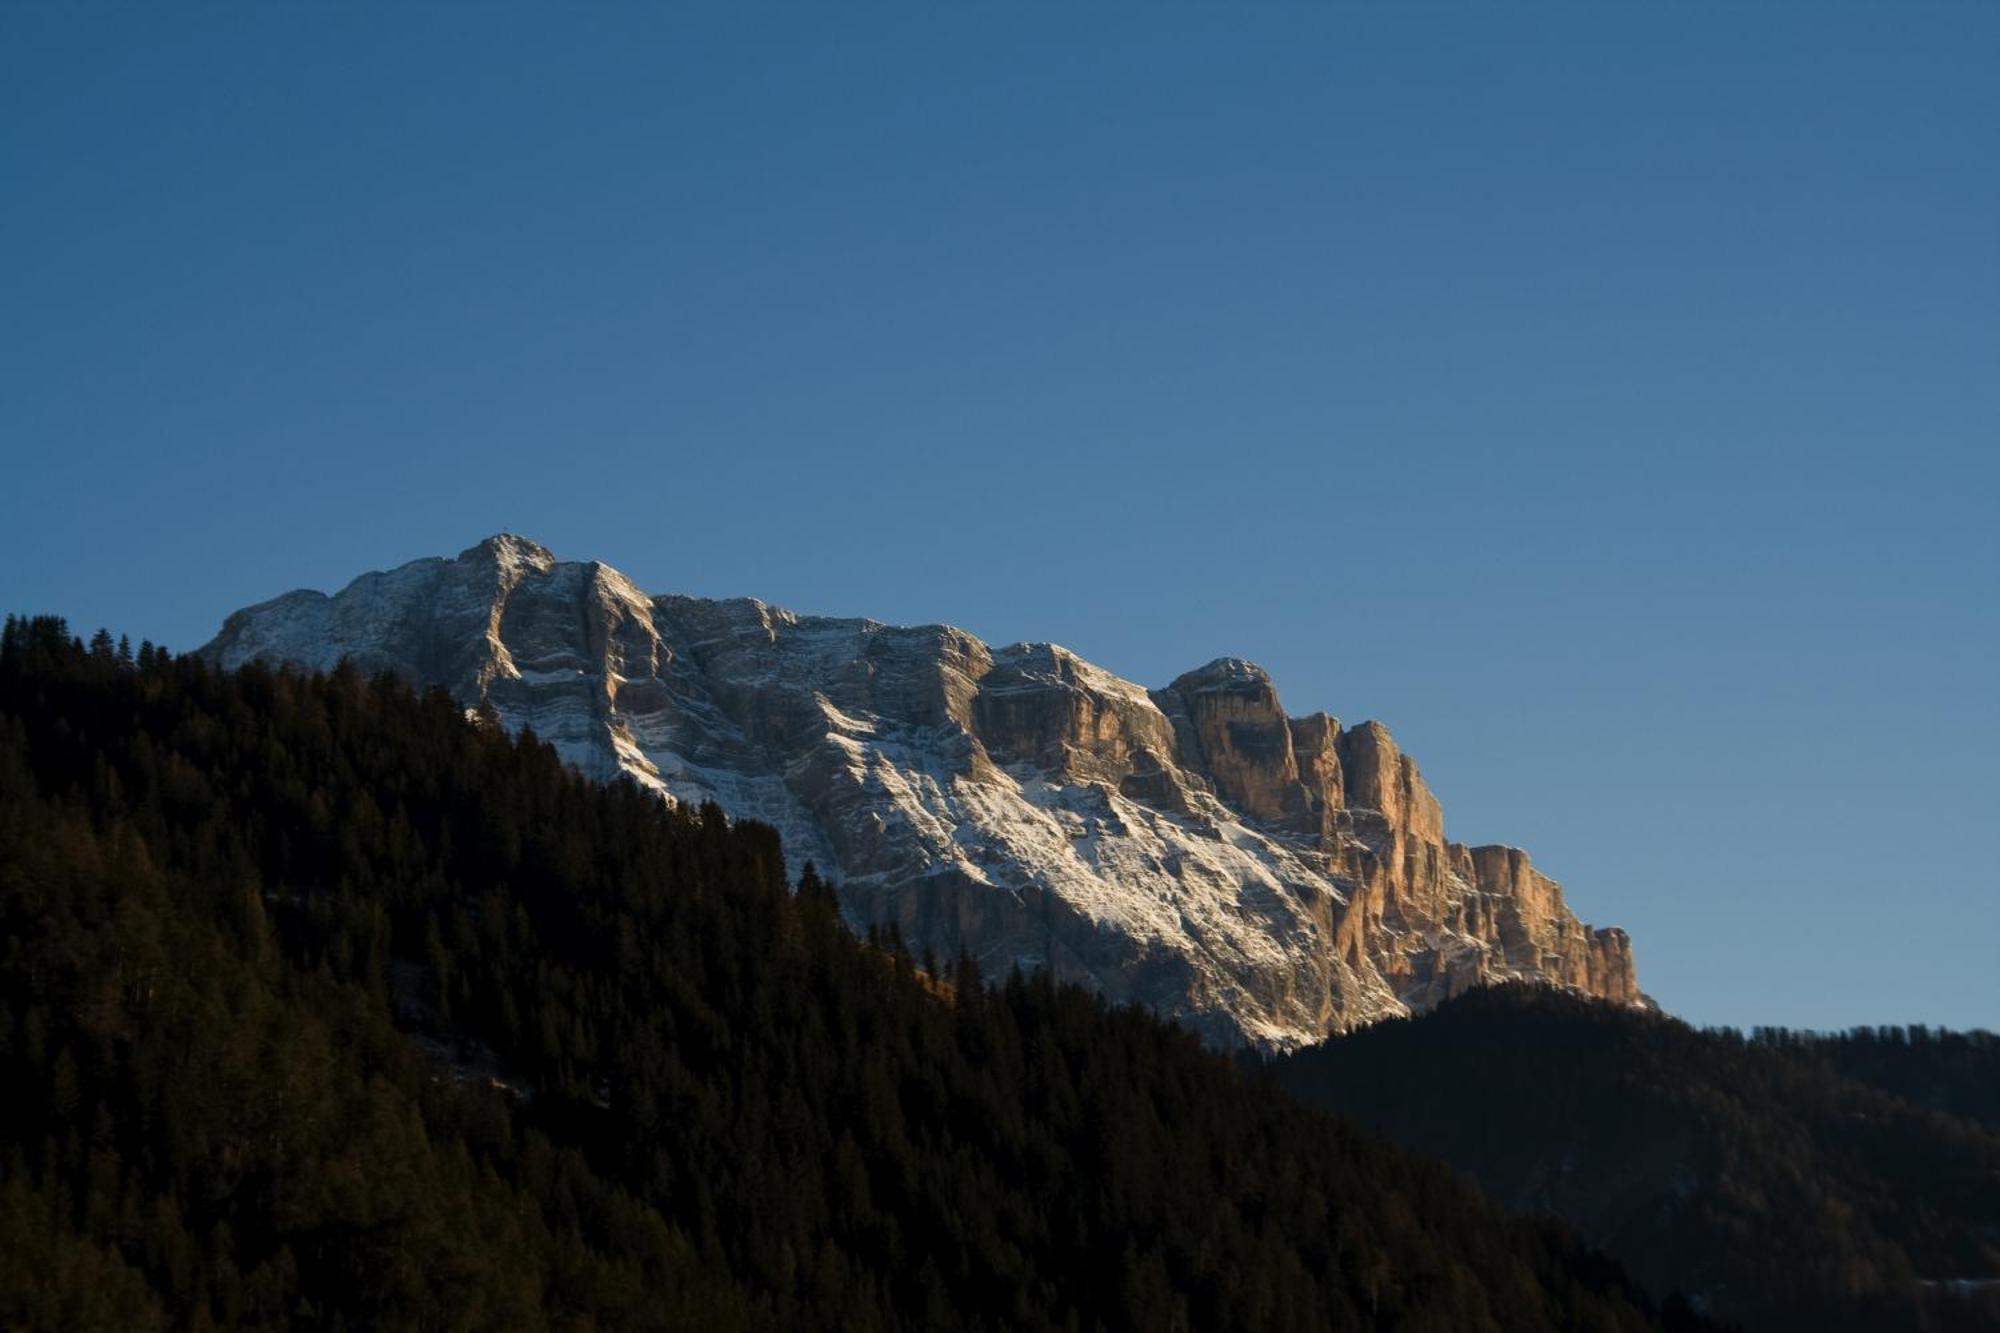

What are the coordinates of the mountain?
(1268, 985, 2000, 1332)
(201, 533, 1642, 1048)
(0, 616, 1712, 1331)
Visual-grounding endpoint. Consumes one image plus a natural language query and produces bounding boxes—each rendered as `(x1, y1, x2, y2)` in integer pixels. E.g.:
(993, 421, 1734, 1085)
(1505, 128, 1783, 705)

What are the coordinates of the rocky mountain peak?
(201, 535, 1647, 1048)
(1169, 656, 1276, 692)
(459, 532, 557, 574)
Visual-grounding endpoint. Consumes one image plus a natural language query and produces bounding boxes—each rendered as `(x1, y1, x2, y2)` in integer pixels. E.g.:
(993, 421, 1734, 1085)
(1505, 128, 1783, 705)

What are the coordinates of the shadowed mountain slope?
(1269, 986, 2000, 1332)
(0, 615, 1712, 1331)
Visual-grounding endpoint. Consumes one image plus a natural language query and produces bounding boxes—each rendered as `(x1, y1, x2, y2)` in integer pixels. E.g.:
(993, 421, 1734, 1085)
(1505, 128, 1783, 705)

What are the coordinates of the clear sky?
(4, 4, 1995, 1033)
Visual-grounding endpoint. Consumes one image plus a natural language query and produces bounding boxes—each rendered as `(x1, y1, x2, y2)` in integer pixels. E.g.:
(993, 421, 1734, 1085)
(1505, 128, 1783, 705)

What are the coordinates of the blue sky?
(4, 4, 1995, 1032)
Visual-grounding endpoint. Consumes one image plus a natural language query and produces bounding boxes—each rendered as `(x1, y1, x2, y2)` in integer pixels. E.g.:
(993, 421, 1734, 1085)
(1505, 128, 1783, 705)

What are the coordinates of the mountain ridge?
(203, 532, 1644, 1048)
(0, 614, 1711, 1331)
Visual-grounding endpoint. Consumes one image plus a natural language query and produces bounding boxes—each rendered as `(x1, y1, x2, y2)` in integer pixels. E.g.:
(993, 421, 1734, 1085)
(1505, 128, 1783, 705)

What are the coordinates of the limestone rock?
(202, 535, 1647, 1048)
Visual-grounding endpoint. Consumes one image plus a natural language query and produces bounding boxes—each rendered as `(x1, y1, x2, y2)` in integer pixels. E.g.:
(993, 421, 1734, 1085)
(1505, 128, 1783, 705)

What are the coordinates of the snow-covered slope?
(202, 534, 1644, 1048)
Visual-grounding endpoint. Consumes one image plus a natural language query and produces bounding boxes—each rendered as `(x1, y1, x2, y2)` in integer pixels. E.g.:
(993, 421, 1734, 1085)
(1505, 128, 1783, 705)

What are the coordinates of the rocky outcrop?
(202, 534, 1646, 1048)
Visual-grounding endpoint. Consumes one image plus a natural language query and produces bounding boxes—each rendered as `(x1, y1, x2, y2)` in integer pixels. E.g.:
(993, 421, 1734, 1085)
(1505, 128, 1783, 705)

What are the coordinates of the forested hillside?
(0, 617, 1707, 1332)
(1270, 986, 2000, 1333)
(1758, 1023, 2000, 1135)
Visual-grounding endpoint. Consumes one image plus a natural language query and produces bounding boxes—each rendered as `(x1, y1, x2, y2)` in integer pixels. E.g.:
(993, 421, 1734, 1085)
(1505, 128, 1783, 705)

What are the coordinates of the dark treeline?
(1749, 1023, 2000, 1136)
(1269, 985, 2000, 1333)
(0, 616, 1710, 1332)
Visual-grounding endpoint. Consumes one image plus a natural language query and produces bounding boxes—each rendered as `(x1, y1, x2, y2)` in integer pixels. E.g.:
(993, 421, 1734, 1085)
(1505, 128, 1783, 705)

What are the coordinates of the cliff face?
(202, 534, 1644, 1048)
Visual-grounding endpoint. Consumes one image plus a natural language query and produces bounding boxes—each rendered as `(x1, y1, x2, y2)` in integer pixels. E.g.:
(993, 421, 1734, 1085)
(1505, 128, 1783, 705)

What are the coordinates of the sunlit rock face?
(203, 534, 1645, 1049)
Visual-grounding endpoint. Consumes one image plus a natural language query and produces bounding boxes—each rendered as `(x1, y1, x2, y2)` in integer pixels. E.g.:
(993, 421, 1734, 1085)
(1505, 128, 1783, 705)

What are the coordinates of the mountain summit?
(202, 534, 1643, 1047)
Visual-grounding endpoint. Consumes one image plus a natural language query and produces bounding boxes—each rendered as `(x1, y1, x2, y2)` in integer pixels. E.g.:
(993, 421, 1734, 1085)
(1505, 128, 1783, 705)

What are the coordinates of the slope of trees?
(1755, 1023, 2000, 1135)
(0, 616, 1708, 1332)
(1269, 985, 2000, 1333)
